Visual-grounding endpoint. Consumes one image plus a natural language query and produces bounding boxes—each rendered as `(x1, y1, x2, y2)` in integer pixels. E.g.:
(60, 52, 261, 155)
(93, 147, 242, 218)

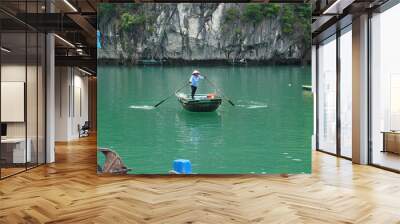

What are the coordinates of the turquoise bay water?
(98, 65, 312, 174)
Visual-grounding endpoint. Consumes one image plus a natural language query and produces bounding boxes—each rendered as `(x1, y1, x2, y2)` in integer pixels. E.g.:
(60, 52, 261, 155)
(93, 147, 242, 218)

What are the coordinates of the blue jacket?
(189, 75, 204, 87)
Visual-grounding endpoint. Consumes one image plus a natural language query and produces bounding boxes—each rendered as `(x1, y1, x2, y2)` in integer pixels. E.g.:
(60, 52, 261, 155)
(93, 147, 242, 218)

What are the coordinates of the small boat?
(97, 148, 132, 174)
(176, 92, 222, 112)
(302, 85, 312, 91)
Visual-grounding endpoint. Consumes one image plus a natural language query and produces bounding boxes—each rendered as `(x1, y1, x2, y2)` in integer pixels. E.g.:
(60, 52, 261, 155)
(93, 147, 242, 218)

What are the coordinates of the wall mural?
(97, 3, 312, 174)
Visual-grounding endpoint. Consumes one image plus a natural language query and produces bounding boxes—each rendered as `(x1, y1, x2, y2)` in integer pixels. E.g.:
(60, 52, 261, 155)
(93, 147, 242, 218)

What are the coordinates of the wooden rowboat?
(175, 92, 222, 112)
(302, 85, 312, 91)
(97, 148, 131, 174)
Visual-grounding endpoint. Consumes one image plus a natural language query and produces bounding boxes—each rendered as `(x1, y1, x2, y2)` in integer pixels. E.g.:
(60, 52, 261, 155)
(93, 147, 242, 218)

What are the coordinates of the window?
(317, 35, 337, 154)
(0, 1, 46, 179)
(340, 27, 352, 158)
(370, 3, 400, 171)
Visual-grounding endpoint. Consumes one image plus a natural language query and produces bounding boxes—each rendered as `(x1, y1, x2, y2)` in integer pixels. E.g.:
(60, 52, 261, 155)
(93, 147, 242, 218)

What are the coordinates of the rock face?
(98, 3, 311, 65)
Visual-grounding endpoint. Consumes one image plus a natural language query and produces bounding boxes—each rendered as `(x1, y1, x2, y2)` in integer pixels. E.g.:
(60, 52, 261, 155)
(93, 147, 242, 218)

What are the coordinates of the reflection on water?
(98, 65, 313, 174)
(236, 100, 268, 109)
(175, 110, 223, 148)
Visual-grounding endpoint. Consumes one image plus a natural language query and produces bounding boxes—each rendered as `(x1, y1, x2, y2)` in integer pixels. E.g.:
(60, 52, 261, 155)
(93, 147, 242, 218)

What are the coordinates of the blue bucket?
(173, 159, 192, 174)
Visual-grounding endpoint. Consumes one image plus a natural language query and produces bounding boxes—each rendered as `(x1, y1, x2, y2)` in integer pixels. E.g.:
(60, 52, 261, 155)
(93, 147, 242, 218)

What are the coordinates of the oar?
(204, 77, 235, 106)
(154, 83, 188, 108)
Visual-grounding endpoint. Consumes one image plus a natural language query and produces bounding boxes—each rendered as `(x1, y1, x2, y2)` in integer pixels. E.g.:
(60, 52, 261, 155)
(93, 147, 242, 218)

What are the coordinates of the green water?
(98, 65, 313, 174)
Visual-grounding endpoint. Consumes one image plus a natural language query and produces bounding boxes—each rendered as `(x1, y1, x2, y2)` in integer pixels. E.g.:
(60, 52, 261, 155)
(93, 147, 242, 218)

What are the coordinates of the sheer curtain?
(318, 36, 337, 154)
(340, 28, 352, 158)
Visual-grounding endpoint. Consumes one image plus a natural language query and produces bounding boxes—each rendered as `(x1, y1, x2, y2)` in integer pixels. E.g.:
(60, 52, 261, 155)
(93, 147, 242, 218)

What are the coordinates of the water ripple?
(129, 105, 155, 110)
(236, 100, 268, 109)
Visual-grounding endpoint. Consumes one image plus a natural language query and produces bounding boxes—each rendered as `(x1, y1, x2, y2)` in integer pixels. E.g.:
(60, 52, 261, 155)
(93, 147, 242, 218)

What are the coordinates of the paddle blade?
(228, 100, 235, 106)
(154, 99, 167, 107)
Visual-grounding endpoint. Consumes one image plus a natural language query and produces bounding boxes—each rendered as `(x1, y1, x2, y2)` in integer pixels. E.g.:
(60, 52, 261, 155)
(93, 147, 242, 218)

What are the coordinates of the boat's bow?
(175, 92, 222, 112)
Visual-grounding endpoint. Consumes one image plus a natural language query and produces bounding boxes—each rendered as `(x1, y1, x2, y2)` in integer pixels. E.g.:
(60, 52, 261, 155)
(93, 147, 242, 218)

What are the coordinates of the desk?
(382, 131, 400, 154)
(1, 138, 31, 163)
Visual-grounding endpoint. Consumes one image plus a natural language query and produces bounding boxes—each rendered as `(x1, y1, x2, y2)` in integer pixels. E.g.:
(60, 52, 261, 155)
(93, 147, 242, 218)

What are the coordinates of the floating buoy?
(302, 85, 312, 91)
(207, 93, 216, 99)
(172, 159, 192, 174)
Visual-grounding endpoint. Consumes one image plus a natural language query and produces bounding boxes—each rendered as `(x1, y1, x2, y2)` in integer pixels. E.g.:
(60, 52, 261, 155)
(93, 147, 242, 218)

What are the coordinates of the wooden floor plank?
(0, 135, 400, 223)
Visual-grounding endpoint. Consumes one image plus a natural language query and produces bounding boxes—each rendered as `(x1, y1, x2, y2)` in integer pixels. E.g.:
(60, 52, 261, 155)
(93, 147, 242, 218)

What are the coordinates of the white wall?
(1, 64, 25, 81)
(55, 66, 69, 141)
(72, 73, 89, 138)
(1, 65, 40, 137)
(1, 82, 25, 122)
(1, 65, 26, 139)
(55, 66, 89, 141)
(1, 63, 46, 164)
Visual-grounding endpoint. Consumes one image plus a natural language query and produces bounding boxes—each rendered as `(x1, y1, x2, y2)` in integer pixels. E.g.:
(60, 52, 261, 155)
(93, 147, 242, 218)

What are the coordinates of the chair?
(78, 121, 90, 138)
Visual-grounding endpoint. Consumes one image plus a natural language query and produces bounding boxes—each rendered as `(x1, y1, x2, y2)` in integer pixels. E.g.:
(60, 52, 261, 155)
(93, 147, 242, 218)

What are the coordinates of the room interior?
(0, 31, 46, 177)
(0, 0, 399, 222)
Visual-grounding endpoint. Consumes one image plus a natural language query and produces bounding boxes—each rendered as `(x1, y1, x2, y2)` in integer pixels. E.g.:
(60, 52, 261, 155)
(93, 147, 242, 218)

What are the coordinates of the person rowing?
(189, 70, 206, 99)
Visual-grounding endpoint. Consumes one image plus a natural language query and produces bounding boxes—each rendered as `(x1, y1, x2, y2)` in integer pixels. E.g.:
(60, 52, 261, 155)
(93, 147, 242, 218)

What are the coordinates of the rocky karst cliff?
(98, 3, 311, 65)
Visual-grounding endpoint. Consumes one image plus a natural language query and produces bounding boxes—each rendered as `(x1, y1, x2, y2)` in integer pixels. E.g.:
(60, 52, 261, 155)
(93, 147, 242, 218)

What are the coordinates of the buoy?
(172, 159, 192, 174)
(207, 93, 215, 99)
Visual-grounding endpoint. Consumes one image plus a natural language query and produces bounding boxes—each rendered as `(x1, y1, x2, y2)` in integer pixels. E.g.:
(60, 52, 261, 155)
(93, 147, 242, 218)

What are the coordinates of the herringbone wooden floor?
(1, 135, 400, 224)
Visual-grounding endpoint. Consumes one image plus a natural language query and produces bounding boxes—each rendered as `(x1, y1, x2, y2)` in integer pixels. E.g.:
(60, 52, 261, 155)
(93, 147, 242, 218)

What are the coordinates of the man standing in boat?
(189, 70, 205, 99)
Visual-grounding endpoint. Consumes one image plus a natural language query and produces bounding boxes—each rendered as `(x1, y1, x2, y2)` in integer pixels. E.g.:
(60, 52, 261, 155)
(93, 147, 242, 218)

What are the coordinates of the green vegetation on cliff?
(120, 13, 146, 31)
(221, 4, 310, 43)
(98, 3, 311, 64)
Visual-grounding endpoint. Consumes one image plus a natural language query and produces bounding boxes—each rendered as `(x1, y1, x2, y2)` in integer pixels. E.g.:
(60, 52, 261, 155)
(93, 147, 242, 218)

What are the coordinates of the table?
(1, 138, 31, 164)
(382, 131, 400, 154)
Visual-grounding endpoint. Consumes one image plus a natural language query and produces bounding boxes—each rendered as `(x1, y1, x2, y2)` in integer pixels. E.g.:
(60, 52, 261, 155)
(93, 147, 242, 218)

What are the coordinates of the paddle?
(154, 83, 189, 108)
(204, 76, 235, 106)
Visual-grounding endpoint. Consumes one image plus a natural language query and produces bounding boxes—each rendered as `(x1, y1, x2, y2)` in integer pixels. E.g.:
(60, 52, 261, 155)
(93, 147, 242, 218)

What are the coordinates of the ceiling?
(311, 0, 391, 44)
(0, 0, 97, 73)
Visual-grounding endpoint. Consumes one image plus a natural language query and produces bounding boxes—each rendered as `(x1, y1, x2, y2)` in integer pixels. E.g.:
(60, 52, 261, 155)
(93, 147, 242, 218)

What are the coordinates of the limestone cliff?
(98, 3, 311, 65)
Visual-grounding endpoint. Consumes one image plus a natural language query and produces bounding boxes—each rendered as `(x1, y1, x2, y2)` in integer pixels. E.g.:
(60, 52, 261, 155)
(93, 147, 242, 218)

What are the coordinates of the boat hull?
(176, 93, 222, 112)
